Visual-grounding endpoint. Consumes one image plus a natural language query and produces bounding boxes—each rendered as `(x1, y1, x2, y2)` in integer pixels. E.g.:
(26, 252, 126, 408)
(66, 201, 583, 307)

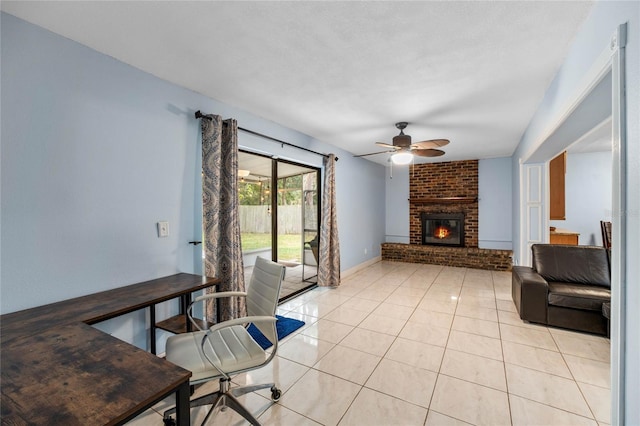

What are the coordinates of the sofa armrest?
(512, 266, 549, 325)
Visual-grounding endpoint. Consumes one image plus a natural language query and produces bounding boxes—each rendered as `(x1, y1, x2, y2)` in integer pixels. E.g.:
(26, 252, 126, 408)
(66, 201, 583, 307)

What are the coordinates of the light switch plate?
(157, 221, 169, 238)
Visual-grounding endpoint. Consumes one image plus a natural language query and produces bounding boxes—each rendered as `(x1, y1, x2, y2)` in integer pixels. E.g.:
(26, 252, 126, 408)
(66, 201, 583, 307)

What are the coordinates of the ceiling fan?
(354, 122, 449, 164)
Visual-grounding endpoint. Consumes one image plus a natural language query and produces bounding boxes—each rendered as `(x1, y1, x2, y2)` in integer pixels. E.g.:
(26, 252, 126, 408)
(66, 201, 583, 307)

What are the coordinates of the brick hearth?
(381, 243, 512, 271)
(381, 159, 512, 271)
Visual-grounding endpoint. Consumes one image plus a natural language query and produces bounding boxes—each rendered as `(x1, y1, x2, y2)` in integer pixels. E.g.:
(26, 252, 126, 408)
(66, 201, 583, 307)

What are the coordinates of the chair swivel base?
(163, 378, 282, 426)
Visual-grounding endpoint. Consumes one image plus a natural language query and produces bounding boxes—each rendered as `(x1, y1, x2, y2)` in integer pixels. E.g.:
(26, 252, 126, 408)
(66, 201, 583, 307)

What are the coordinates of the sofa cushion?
(547, 282, 611, 311)
(532, 244, 610, 287)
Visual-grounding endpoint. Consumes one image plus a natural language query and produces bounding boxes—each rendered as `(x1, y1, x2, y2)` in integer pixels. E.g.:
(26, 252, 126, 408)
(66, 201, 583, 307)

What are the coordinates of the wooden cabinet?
(550, 230, 579, 245)
(549, 151, 566, 220)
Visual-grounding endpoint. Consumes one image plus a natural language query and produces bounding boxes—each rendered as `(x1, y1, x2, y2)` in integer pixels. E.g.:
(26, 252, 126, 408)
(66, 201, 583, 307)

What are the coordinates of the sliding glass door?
(238, 151, 320, 300)
(237, 152, 273, 273)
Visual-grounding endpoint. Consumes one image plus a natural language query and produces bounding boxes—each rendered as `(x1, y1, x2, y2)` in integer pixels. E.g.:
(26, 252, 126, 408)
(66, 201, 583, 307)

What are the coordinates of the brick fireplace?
(381, 160, 512, 271)
(409, 160, 478, 246)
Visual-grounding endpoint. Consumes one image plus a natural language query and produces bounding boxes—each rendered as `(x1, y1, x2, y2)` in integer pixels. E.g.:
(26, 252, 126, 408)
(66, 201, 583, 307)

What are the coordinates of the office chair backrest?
(246, 257, 285, 345)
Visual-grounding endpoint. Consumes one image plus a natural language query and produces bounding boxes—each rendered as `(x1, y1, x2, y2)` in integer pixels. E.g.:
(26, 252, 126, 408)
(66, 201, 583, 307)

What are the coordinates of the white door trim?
(520, 162, 545, 266)
(609, 23, 627, 426)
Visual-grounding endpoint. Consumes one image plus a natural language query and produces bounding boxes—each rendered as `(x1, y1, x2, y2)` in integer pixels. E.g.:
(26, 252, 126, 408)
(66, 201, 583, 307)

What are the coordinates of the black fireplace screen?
(421, 212, 465, 247)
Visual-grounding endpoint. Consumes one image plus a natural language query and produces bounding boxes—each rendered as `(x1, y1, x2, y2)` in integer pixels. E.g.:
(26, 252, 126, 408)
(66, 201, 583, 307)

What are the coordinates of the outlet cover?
(157, 221, 169, 238)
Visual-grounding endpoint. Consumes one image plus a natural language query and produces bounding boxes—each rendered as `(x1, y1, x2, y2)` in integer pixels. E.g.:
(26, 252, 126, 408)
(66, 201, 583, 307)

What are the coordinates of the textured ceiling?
(2, 1, 595, 165)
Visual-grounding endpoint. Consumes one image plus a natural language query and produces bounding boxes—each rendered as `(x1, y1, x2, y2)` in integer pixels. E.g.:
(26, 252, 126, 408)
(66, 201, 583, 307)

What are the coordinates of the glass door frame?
(239, 149, 321, 273)
(271, 156, 322, 265)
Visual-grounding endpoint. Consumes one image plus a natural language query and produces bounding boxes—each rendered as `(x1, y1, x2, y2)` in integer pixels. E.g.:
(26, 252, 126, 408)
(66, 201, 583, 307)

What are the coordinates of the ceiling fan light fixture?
(391, 152, 413, 165)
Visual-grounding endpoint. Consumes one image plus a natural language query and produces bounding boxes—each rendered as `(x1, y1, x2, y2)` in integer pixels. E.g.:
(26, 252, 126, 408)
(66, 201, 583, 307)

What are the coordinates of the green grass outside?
(241, 233, 302, 261)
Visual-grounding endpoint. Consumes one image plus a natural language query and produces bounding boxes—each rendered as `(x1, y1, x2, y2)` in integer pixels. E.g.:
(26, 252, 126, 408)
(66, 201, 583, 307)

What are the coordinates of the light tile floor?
(129, 261, 611, 426)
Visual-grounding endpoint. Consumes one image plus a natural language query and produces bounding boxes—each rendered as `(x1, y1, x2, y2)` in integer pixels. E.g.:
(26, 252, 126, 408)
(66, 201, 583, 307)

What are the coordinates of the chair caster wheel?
(271, 386, 282, 402)
(163, 417, 176, 426)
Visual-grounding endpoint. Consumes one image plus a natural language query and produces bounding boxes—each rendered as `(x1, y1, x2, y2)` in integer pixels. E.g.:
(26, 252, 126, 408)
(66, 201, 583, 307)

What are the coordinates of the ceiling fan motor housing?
(393, 133, 412, 147)
(393, 122, 411, 146)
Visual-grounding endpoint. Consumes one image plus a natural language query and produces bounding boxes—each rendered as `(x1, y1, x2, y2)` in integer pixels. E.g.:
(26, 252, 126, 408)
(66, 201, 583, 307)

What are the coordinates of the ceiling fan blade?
(375, 142, 398, 149)
(411, 139, 450, 149)
(412, 148, 446, 158)
(353, 149, 396, 158)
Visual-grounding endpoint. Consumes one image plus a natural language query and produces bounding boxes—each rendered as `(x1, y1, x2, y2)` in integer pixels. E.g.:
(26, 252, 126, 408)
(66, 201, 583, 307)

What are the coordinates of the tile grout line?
(494, 269, 515, 426)
(332, 263, 408, 426)
(549, 328, 601, 423)
(334, 264, 441, 425)
(424, 264, 456, 423)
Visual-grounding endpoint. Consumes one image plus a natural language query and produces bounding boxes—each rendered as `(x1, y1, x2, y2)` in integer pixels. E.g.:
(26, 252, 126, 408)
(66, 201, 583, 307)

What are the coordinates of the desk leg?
(149, 303, 157, 355)
(181, 294, 192, 332)
(175, 380, 191, 426)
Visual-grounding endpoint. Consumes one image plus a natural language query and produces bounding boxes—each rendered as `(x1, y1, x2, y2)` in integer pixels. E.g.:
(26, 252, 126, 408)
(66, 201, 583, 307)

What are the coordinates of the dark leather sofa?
(512, 244, 610, 335)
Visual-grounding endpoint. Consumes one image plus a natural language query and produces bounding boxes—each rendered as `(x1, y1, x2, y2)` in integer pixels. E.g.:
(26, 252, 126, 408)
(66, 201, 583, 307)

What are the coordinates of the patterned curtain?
(318, 154, 340, 287)
(201, 115, 246, 322)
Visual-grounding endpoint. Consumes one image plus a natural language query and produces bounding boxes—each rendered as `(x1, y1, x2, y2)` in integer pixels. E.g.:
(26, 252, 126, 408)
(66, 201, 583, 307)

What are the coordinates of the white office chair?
(162, 257, 286, 426)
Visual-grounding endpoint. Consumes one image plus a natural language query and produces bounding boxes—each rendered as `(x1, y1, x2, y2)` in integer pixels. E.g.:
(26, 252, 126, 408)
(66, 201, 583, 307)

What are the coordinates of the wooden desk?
(1, 273, 219, 425)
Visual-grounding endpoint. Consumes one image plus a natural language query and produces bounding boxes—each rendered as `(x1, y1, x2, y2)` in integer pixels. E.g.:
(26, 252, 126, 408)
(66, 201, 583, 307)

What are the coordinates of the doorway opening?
(238, 150, 321, 301)
(519, 24, 627, 424)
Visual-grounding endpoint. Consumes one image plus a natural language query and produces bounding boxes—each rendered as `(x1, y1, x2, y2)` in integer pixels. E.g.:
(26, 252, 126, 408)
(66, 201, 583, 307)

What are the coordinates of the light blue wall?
(2, 12, 202, 345)
(335, 155, 387, 261)
(0, 13, 386, 346)
(479, 157, 512, 250)
(511, 2, 639, 423)
(385, 166, 410, 244)
(549, 150, 612, 246)
(384, 158, 512, 250)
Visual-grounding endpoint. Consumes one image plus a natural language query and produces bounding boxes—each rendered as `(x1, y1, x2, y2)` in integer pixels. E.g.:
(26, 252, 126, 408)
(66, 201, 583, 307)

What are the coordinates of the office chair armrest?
(206, 315, 277, 334)
(187, 292, 249, 330)
(193, 292, 248, 303)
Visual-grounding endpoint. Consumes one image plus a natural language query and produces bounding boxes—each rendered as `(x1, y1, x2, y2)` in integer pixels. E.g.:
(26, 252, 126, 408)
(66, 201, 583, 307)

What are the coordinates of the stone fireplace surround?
(381, 160, 512, 271)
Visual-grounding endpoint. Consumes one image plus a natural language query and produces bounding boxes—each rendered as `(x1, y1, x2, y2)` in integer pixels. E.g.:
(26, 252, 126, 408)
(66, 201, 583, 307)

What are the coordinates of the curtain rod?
(194, 110, 338, 161)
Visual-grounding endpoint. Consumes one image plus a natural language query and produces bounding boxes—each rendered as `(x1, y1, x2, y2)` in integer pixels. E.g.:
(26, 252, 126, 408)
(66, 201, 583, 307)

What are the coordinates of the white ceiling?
(2, 1, 595, 165)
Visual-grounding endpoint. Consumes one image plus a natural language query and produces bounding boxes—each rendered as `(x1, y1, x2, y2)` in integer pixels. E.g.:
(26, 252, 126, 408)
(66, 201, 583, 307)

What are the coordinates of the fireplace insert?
(421, 212, 465, 247)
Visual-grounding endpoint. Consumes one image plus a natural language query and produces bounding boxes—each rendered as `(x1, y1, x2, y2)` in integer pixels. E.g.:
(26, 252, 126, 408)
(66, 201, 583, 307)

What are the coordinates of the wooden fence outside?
(240, 205, 317, 234)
